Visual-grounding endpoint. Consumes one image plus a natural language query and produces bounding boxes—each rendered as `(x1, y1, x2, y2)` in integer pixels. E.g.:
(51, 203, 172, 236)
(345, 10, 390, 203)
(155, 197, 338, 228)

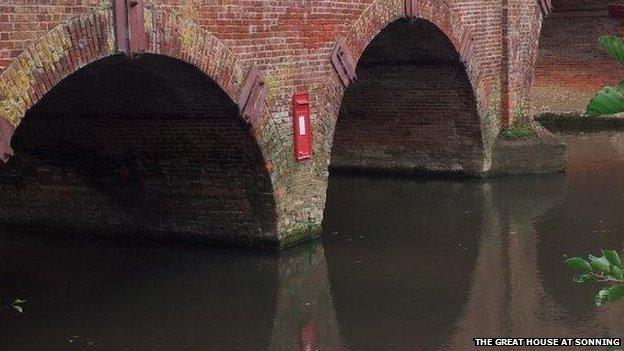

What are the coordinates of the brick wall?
(0, 54, 277, 244)
(0, 0, 583, 246)
(0, 1, 104, 71)
(532, 0, 624, 116)
(331, 19, 483, 174)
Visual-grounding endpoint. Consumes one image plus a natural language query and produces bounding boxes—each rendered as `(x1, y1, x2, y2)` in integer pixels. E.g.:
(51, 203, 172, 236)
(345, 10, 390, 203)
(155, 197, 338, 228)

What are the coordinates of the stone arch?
(144, 9, 248, 105)
(0, 6, 255, 142)
(0, 7, 283, 247)
(0, 9, 116, 130)
(339, 0, 484, 109)
(322, 0, 487, 175)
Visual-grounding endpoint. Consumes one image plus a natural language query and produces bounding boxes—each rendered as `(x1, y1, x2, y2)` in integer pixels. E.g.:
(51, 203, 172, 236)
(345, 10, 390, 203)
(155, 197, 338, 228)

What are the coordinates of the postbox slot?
(405, 0, 418, 17)
(298, 116, 306, 136)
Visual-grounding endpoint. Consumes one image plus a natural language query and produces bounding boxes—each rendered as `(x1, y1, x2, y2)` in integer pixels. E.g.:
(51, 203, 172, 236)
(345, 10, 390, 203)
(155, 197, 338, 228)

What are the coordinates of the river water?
(1, 133, 624, 351)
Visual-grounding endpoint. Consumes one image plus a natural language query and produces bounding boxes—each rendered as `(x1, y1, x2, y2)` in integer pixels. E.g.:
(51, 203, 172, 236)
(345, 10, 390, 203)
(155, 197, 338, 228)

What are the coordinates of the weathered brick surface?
(0, 54, 278, 245)
(0, 0, 584, 246)
(331, 19, 484, 174)
(490, 129, 567, 175)
(531, 0, 624, 116)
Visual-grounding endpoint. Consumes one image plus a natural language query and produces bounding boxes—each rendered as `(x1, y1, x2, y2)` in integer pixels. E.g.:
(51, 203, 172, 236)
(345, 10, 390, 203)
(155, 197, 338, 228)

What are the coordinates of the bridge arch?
(0, 8, 280, 246)
(325, 0, 486, 175)
(0, 7, 251, 130)
(339, 0, 483, 97)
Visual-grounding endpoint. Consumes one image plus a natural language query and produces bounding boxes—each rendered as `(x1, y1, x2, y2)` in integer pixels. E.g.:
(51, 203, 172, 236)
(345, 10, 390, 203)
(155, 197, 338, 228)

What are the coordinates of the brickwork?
(490, 128, 566, 175)
(0, 0, 585, 247)
(0, 54, 278, 245)
(504, 0, 542, 124)
(531, 0, 624, 116)
(331, 19, 484, 174)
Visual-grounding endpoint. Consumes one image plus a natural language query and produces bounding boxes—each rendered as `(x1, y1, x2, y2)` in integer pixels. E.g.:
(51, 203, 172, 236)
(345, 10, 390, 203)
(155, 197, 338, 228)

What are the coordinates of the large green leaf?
(586, 83, 624, 117)
(599, 35, 624, 66)
(589, 254, 611, 273)
(604, 250, 623, 269)
(573, 273, 596, 283)
(565, 257, 593, 274)
(606, 284, 624, 302)
(596, 285, 624, 306)
(611, 265, 624, 280)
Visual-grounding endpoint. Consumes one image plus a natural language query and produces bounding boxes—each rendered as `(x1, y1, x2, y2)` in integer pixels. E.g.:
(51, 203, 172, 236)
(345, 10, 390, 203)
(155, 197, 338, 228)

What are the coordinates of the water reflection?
(0, 235, 279, 350)
(270, 243, 345, 351)
(2, 133, 624, 350)
(0, 232, 344, 350)
(324, 133, 624, 350)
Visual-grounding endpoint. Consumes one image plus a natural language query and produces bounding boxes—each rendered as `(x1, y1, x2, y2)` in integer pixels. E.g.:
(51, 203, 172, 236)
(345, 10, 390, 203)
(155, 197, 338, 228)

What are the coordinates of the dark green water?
(1, 133, 624, 350)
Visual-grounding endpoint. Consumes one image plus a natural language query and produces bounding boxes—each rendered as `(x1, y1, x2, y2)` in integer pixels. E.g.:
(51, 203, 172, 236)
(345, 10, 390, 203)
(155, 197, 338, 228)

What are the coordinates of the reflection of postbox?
(300, 322, 317, 351)
(292, 92, 312, 161)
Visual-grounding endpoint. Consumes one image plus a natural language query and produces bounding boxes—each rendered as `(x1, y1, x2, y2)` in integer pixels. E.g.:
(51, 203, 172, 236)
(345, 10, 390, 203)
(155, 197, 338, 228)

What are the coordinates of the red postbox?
(292, 92, 312, 161)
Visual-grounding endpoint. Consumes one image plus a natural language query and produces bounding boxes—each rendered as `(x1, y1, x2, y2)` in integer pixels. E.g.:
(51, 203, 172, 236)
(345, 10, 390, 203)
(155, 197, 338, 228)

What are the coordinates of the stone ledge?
(537, 113, 624, 133)
(489, 127, 566, 176)
(329, 163, 472, 179)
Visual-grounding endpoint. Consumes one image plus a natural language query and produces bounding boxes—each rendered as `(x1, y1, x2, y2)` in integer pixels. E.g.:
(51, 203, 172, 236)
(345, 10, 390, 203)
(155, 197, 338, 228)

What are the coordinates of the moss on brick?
(279, 221, 323, 249)
(500, 125, 537, 139)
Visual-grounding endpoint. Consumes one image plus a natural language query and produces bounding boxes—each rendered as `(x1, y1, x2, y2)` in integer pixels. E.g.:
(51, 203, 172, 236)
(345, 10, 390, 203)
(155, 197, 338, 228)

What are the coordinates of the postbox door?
(293, 93, 312, 161)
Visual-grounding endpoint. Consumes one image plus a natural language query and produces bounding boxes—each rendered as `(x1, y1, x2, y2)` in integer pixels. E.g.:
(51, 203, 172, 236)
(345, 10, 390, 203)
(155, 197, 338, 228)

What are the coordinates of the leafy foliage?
(599, 35, 624, 66)
(500, 126, 535, 139)
(1, 298, 25, 314)
(586, 36, 624, 117)
(565, 250, 624, 306)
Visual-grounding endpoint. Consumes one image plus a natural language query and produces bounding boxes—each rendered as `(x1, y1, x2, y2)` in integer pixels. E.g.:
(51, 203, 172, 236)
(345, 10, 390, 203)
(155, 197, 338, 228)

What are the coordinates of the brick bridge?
(0, 0, 621, 248)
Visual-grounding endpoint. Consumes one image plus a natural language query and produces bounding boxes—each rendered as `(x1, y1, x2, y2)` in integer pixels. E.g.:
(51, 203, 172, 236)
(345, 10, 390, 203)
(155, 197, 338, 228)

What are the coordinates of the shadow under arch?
(0, 53, 278, 244)
(330, 18, 484, 176)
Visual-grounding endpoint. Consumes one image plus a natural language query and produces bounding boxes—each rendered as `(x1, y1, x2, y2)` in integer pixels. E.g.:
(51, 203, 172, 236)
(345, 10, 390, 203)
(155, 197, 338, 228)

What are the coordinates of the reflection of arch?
(0, 7, 250, 134)
(324, 176, 482, 351)
(444, 175, 624, 350)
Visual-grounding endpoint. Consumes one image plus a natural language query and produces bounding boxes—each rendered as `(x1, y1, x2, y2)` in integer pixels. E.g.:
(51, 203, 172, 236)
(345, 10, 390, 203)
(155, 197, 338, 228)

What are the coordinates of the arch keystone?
(114, 0, 147, 56)
(405, 0, 416, 17)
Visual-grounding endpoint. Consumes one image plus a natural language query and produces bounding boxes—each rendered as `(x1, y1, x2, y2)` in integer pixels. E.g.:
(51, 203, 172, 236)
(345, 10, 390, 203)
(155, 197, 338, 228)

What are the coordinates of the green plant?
(500, 125, 535, 139)
(565, 250, 624, 306)
(1, 298, 25, 314)
(586, 36, 624, 117)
